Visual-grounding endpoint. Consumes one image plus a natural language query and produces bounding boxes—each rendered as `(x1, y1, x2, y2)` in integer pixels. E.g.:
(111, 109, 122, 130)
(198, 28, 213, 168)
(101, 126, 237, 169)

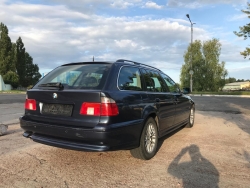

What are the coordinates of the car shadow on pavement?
(195, 97, 250, 136)
(167, 144, 220, 188)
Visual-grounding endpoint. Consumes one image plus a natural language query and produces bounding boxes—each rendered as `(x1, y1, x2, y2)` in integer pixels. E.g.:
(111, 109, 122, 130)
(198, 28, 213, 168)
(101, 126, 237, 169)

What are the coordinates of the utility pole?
(186, 14, 195, 93)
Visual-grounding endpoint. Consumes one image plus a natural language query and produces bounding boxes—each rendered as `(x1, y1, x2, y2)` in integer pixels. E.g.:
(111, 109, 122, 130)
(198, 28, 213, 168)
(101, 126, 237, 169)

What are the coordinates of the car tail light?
(25, 99, 36, 111)
(100, 97, 119, 116)
(80, 97, 119, 116)
(80, 103, 101, 116)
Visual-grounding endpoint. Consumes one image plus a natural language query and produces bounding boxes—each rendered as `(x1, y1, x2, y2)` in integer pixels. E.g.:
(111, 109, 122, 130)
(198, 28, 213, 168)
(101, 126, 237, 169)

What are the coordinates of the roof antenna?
(93, 56, 94, 62)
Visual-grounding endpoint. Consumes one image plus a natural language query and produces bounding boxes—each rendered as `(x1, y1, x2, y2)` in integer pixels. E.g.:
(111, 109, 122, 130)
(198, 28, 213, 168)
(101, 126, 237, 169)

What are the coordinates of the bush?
(3, 71, 19, 88)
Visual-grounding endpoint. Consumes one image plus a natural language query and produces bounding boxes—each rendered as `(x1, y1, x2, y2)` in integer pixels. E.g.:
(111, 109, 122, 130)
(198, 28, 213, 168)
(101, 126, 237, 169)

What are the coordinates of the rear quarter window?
(118, 66, 142, 91)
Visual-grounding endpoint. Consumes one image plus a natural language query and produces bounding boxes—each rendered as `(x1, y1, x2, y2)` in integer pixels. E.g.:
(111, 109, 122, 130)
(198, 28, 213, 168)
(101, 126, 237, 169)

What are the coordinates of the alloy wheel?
(145, 123, 157, 154)
(190, 107, 194, 124)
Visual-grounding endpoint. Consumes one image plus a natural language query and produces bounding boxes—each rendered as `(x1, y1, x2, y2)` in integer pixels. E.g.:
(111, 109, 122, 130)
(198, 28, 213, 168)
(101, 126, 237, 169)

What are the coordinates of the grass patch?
(192, 91, 250, 95)
(0, 90, 26, 94)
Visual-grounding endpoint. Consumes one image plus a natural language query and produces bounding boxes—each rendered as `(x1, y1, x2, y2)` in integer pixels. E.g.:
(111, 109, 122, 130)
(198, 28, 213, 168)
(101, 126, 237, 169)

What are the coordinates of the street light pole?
(186, 14, 195, 93)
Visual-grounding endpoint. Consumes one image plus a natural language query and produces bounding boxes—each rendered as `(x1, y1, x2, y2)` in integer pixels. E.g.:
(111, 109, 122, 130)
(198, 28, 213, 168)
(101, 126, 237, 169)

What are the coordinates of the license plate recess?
(42, 103, 73, 116)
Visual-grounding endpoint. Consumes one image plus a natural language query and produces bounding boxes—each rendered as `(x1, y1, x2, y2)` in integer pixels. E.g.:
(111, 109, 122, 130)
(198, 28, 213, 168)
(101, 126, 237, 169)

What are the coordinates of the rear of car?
(20, 59, 195, 160)
(20, 62, 143, 151)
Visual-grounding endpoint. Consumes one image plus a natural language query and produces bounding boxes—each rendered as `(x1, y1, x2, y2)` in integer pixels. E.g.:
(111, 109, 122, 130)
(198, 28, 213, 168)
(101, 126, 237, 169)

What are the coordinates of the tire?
(186, 105, 195, 128)
(130, 117, 158, 160)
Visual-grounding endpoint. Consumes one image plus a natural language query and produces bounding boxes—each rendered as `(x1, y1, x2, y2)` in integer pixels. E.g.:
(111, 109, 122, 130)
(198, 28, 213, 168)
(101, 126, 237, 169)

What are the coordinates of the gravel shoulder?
(1, 111, 250, 188)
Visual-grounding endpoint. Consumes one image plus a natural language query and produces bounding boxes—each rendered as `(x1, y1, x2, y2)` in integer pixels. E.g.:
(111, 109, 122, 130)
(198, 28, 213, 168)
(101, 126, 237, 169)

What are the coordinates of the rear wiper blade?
(38, 82, 64, 89)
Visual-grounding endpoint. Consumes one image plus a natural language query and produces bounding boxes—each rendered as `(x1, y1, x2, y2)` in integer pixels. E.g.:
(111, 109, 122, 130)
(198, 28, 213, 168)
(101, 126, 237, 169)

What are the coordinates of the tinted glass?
(34, 64, 111, 90)
(141, 69, 167, 92)
(160, 73, 179, 93)
(118, 66, 142, 91)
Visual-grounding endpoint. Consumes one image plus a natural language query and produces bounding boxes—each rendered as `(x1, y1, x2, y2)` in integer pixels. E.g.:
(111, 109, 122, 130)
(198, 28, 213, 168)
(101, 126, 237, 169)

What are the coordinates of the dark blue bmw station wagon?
(20, 59, 195, 160)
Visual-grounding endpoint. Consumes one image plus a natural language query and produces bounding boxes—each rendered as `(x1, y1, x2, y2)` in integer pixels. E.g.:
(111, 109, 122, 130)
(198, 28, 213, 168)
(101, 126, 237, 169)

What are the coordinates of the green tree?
(180, 39, 228, 91)
(217, 61, 228, 91)
(0, 23, 41, 88)
(15, 37, 26, 86)
(234, 2, 250, 59)
(225, 77, 237, 84)
(31, 64, 42, 85)
(0, 23, 13, 76)
(10, 43, 17, 71)
(180, 40, 203, 90)
(24, 52, 41, 86)
(0, 23, 19, 87)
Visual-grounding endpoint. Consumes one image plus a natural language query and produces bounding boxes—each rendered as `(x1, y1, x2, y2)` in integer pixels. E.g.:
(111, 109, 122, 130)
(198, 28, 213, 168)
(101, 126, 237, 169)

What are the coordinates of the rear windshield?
(34, 64, 111, 90)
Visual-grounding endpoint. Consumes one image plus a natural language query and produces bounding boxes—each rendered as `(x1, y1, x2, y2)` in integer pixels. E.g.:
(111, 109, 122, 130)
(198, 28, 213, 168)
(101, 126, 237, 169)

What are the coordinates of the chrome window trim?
(116, 65, 143, 92)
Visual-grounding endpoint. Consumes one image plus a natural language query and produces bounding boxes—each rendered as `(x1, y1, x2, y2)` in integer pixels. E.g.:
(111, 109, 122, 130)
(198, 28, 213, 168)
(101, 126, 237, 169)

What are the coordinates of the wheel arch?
(141, 112, 159, 136)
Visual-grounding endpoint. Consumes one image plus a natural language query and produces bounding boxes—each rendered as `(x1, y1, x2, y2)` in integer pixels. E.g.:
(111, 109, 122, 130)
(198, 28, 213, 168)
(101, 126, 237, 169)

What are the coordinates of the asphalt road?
(0, 94, 250, 125)
(192, 96, 250, 114)
(0, 94, 26, 124)
(0, 93, 26, 104)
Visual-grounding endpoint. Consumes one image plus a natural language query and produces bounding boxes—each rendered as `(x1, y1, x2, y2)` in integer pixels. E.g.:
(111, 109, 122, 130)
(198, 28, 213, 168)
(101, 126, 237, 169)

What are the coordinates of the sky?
(1, 0, 250, 82)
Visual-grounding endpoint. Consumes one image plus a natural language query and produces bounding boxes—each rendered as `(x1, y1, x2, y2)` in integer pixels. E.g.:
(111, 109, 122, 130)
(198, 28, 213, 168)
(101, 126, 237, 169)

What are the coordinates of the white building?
(0, 75, 12, 91)
(222, 81, 250, 91)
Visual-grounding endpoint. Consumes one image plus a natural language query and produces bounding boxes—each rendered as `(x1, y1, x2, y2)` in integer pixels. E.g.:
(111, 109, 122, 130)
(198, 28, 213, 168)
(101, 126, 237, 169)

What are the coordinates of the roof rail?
(116, 59, 162, 72)
(116, 59, 139, 65)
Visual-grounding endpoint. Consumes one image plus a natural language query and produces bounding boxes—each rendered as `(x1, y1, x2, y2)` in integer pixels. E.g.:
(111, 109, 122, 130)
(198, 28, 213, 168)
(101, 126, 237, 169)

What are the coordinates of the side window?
(118, 66, 142, 91)
(141, 69, 155, 92)
(141, 69, 167, 92)
(160, 73, 179, 93)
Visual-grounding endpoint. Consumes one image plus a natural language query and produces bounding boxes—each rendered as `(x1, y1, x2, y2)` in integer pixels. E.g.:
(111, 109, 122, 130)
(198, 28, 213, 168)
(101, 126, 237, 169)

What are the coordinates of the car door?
(141, 69, 175, 134)
(115, 66, 144, 122)
(160, 73, 190, 126)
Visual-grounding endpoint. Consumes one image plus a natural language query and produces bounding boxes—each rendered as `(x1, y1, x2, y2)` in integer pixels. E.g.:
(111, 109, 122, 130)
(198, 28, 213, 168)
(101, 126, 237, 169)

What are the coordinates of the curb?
(0, 92, 26, 94)
(190, 94, 250, 98)
(0, 119, 20, 136)
(0, 124, 8, 136)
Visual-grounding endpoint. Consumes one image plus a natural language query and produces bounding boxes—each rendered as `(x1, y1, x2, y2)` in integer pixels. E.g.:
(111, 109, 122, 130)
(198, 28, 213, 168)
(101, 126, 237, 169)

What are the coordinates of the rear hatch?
(24, 63, 112, 128)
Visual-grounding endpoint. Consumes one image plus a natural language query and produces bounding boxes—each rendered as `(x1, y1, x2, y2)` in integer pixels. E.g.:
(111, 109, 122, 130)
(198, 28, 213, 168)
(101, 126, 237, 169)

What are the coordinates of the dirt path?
(1, 111, 250, 188)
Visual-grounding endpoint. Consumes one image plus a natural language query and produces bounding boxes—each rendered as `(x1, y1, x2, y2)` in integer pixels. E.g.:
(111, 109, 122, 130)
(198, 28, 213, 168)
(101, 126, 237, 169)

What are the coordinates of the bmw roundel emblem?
(53, 93, 58, 99)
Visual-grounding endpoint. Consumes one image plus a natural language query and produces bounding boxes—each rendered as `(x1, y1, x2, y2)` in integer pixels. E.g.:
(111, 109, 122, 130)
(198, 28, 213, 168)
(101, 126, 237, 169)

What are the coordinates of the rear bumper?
(20, 117, 143, 152)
